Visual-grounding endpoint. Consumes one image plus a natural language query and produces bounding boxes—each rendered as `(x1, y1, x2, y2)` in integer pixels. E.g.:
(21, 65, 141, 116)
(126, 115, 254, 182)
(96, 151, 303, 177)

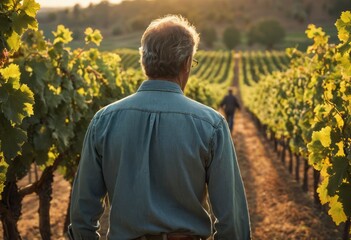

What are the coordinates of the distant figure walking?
(220, 88, 240, 132)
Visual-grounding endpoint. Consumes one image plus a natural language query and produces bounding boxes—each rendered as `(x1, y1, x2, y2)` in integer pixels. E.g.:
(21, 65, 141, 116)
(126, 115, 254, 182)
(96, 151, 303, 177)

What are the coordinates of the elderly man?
(69, 15, 251, 240)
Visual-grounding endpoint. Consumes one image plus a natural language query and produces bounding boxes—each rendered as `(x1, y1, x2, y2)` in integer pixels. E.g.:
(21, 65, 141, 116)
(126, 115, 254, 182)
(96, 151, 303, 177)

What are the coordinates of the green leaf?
(327, 157, 349, 196)
(0, 117, 27, 160)
(1, 84, 34, 124)
(0, 154, 9, 200)
(44, 85, 63, 108)
(21, 0, 40, 18)
(6, 153, 32, 181)
(21, 60, 49, 93)
(0, 15, 11, 33)
(33, 125, 52, 151)
(339, 183, 351, 216)
(47, 105, 74, 151)
(34, 150, 49, 166)
(0, 87, 9, 102)
(12, 12, 38, 35)
(32, 60, 50, 82)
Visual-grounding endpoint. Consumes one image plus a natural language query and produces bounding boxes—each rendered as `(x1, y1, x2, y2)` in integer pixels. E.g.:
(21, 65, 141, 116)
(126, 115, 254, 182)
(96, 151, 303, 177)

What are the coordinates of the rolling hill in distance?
(37, 0, 350, 50)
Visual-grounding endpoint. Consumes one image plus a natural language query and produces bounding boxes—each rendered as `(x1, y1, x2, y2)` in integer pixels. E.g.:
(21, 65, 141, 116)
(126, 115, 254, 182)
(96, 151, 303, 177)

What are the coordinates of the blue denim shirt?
(69, 80, 251, 240)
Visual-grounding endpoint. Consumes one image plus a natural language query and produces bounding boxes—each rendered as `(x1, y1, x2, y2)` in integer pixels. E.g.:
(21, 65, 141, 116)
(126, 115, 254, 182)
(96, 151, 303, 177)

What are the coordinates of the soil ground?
(232, 110, 341, 239)
(5, 109, 343, 240)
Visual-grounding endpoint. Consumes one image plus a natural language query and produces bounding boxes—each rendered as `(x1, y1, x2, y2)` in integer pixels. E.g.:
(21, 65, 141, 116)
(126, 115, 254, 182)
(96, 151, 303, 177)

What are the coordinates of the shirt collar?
(137, 80, 183, 94)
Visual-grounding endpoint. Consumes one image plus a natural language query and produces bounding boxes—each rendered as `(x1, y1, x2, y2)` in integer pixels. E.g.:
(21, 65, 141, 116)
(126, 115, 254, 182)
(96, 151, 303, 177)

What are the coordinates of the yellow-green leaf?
(340, 11, 351, 24)
(317, 178, 330, 205)
(1, 84, 34, 124)
(53, 25, 73, 44)
(0, 64, 21, 84)
(311, 126, 332, 148)
(328, 196, 347, 225)
(6, 31, 21, 52)
(336, 141, 345, 157)
(84, 28, 103, 46)
(338, 28, 349, 43)
(21, 0, 40, 18)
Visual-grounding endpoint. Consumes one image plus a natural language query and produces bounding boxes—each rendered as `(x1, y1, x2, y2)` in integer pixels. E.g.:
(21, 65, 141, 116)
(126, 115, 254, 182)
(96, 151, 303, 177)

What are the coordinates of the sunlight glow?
(37, 0, 122, 8)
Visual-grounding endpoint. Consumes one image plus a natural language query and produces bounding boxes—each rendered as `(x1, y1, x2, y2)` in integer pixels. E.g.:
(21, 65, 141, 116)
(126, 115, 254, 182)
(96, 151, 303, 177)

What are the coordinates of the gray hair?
(139, 15, 200, 79)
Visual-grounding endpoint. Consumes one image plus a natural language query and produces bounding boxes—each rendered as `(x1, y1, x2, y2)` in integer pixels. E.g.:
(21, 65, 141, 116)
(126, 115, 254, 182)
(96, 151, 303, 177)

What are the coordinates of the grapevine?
(240, 11, 351, 236)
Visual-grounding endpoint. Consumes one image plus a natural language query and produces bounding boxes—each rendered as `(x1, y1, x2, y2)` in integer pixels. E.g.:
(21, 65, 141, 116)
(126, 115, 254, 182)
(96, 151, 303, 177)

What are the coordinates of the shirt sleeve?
(234, 96, 241, 110)
(69, 117, 107, 240)
(207, 118, 251, 240)
(220, 96, 226, 108)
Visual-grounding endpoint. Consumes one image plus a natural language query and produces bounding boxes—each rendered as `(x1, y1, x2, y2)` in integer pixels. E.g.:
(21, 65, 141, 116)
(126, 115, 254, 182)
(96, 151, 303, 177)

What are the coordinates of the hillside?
(36, 0, 345, 50)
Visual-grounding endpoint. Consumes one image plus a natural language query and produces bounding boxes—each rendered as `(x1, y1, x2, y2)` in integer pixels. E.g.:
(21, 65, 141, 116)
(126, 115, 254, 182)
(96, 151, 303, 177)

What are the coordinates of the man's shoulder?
(183, 96, 224, 128)
(94, 93, 136, 119)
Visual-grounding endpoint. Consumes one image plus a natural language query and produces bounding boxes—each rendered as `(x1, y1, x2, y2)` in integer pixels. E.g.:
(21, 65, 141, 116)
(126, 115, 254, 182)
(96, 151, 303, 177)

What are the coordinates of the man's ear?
(185, 56, 192, 73)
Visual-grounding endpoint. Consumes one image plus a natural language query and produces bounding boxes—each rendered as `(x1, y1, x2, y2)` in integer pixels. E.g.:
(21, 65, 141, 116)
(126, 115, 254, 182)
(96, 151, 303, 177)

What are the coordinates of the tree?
(46, 12, 57, 23)
(223, 26, 241, 50)
(328, 0, 351, 16)
(73, 3, 81, 17)
(112, 26, 122, 36)
(201, 27, 217, 48)
(247, 19, 285, 49)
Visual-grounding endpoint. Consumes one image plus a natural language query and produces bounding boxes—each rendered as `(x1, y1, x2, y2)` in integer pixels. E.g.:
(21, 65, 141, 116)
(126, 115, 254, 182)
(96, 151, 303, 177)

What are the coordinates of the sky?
(36, 0, 122, 8)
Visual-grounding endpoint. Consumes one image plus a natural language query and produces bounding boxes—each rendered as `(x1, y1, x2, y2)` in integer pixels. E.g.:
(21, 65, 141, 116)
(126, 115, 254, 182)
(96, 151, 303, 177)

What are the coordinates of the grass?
(67, 31, 143, 51)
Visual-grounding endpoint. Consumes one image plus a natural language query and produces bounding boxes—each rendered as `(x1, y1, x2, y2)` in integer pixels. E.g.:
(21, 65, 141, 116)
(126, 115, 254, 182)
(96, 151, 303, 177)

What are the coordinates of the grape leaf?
(12, 13, 38, 35)
(52, 25, 73, 44)
(335, 141, 345, 157)
(21, 0, 40, 18)
(6, 31, 21, 52)
(0, 15, 11, 33)
(340, 11, 351, 24)
(0, 63, 21, 83)
(317, 178, 330, 205)
(33, 125, 52, 151)
(328, 196, 347, 225)
(339, 183, 351, 216)
(85, 28, 103, 46)
(1, 84, 34, 124)
(0, 87, 9, 102)
(327, 157, 348, 196)
(0, 117, 27, 160)
(0, 154, 8, 200)
(311, 126, 332, 148)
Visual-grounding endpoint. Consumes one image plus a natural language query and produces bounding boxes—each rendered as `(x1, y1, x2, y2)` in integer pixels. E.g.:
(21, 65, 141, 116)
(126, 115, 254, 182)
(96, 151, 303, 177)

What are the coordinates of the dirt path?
(232, 110, 341, 239)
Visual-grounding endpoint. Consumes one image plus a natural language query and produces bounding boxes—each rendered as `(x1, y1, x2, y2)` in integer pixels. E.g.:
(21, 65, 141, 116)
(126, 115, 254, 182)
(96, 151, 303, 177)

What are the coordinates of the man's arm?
(69, 117, 107, 240)
(219, 96, 227, 108)
(233, 96, 241, 110)
(207, 118, 251, 240)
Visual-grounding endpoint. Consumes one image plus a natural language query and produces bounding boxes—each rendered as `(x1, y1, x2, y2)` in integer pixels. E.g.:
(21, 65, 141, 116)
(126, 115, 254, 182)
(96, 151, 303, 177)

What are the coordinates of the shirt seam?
(207, 117, 225, 173)
(97, 107, 222, 128)
(137, 89, 183, 94)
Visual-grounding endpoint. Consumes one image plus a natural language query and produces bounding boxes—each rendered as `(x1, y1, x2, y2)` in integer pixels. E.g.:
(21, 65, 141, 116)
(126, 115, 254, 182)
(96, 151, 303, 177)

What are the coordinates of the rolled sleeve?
(69, 117, 107, 240)
(207, 119, 251, 240)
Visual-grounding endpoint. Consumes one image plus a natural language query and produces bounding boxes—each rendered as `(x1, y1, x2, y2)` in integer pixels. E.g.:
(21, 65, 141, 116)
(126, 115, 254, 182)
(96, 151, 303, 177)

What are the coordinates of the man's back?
(70, 80, 250, 239)
(220, 94, 240, 115)
(98, 80, 220, 237)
